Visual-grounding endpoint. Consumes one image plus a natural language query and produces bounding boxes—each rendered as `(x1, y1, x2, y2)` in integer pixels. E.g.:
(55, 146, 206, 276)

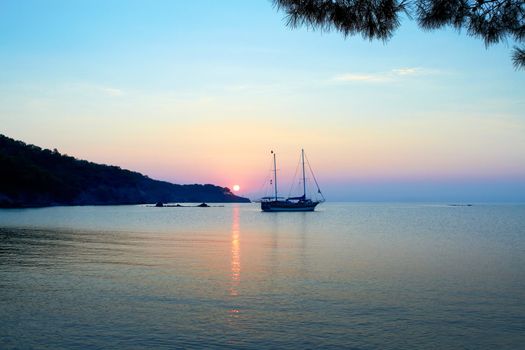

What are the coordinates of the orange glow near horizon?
(60, 114, 521, 185)
(13, 110, 525, 197)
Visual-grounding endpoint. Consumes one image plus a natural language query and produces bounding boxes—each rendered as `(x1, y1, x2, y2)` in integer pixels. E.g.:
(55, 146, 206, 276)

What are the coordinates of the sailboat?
(260, 149, 325, 212)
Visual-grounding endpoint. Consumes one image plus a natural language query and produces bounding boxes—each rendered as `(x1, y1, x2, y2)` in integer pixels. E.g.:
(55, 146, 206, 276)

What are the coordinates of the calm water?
(0, 203, 524, 349)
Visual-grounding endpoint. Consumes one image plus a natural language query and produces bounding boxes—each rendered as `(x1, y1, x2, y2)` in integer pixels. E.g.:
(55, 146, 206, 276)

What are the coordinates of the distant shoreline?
(0, 201, 247, 209)
(0, 134, 250, 208)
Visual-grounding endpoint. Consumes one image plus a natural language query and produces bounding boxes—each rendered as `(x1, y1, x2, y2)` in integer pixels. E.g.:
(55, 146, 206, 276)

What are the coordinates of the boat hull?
(261, 200, 319, 212)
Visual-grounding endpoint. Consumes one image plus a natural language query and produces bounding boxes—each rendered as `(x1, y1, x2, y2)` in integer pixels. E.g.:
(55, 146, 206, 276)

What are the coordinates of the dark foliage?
(274, 0, 525, 69)
(0, 134, 249, 208)
(512, 46, 525, 68)
(276, 0, 409, 41)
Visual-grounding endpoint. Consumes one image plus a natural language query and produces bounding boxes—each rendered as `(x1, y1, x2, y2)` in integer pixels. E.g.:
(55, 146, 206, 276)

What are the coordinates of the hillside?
(0, 134, 250, 208)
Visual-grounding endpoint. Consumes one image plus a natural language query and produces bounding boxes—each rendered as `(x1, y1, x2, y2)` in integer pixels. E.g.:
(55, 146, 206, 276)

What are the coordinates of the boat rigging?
(260, 149, 324, 212)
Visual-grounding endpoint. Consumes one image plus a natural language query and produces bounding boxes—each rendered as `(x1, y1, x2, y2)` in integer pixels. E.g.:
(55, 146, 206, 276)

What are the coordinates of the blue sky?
(1, 0, 524, 201)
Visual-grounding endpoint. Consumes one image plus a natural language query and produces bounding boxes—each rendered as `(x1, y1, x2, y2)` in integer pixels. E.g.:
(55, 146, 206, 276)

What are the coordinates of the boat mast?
(272, 150, 278, 201)
(302, 149, 306, 199)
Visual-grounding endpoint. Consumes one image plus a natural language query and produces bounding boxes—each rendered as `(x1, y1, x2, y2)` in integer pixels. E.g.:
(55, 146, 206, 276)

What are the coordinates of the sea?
(0, 203, 524, 349)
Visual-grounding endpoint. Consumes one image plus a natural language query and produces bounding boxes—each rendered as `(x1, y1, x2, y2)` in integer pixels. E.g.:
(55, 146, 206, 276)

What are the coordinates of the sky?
(1, 0, 524, 201)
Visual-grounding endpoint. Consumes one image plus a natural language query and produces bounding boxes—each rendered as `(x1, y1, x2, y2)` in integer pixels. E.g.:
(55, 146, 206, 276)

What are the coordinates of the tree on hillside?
(274, 0, 525, 69)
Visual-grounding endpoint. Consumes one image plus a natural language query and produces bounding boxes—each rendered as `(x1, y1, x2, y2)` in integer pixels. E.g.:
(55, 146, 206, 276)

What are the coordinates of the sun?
(232, 185, 240, 192)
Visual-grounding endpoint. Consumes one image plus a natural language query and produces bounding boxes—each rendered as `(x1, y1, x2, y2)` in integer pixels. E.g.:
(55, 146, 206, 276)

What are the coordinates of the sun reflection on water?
(228, 206, 242, 319)
(230, 205, 240, 298)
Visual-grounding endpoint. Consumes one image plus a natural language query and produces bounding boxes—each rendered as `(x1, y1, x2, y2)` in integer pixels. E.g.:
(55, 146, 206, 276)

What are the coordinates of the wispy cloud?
(64, 83, 126, 97)
(333, 73, 390, 83)
(392, 67, 430, 76)
(99, 87, 124, 96)
(333, 67, 438, 83)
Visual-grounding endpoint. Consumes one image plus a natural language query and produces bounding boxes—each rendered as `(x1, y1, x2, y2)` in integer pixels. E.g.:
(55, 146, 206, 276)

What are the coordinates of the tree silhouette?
(274, 0, 525, 69)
